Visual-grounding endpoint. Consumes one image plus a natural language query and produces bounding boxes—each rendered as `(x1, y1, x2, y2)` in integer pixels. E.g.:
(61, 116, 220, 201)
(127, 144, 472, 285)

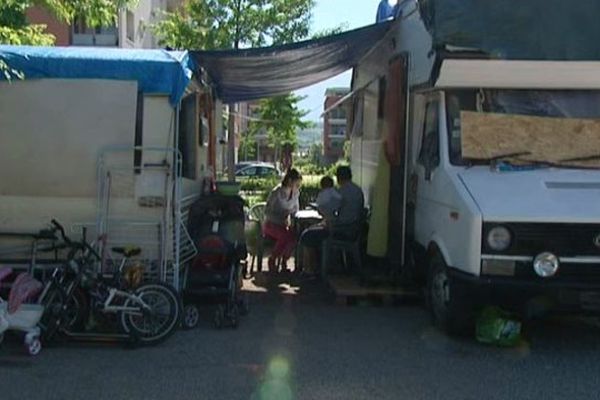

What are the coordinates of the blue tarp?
(376, 0, 400, 23)
(0, 46, 194, 105)
(191, 21, 393, 103)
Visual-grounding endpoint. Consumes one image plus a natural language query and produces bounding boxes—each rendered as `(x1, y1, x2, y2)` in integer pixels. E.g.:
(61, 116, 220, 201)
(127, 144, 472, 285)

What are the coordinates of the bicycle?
(38, 220, 181, 346)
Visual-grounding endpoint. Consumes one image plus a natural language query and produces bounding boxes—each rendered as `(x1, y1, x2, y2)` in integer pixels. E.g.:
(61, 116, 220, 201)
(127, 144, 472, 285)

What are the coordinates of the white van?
(351, 2, 600, 334)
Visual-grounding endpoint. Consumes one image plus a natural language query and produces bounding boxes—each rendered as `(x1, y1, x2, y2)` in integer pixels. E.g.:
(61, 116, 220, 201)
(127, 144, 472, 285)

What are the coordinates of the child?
(299, 176, 341, 277)
(315, 176, 341, 224)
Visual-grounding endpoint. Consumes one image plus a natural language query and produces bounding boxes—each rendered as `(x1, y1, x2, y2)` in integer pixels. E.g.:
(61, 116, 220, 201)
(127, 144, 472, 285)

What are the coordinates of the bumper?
(448, 267, 600, 315)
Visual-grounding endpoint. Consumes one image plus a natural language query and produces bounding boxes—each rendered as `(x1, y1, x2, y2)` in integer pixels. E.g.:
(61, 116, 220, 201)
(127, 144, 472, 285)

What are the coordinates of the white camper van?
(352, 1, 600, 333)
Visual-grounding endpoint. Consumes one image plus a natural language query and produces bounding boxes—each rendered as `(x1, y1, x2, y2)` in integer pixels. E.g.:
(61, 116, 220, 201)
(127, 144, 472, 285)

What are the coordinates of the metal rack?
(96, 146, 196, 290)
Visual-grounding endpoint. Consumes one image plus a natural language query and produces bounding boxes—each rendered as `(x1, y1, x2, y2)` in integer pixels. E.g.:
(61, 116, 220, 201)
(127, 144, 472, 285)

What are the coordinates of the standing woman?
(263, 168, 302, 272)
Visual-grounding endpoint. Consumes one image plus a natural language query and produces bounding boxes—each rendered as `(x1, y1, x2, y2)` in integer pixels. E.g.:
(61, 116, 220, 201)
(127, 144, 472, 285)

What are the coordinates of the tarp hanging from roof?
(421, 0, 600, 60)
(0, 46, 194, 105)
(191, 21, 393, 103)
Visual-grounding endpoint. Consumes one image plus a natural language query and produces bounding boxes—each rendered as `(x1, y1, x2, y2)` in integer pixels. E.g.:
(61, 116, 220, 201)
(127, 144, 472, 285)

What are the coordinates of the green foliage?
(239, 176, 279, 192)
(239, 130, 257, 161)
(0, 24, 54, 46)
(0, 1, 28, 28)
(311, 23, 349, 39)
(325, 160, 350, 178)
(342, 139, 352, 161)
(153, 0, 316, 50)
(249, 93, 310, 161)
(309, 142, 323, 165)
(239, 174, 321, 209)
(0, 57, 24, 80)
(293, 156, 325, 176)
(298, 181, 320, 208)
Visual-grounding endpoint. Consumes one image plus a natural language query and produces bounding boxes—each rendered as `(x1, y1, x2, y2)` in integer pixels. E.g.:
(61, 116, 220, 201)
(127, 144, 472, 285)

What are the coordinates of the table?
(293, 209, 322, 273)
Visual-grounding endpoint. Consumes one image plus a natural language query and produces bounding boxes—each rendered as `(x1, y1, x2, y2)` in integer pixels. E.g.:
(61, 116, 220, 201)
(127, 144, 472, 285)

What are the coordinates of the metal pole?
(227, 0, 242, 182)
(173, 103, 181, 290)
(227, 103, 236, 181)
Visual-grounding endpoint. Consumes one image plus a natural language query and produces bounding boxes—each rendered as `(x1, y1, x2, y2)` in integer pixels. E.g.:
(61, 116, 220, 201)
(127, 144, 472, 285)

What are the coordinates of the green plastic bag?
(476, 306, 522, 347)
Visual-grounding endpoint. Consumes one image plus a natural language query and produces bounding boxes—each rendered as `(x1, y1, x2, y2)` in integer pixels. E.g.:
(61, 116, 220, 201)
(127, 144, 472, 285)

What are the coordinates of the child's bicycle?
(38, 220, 181, 346)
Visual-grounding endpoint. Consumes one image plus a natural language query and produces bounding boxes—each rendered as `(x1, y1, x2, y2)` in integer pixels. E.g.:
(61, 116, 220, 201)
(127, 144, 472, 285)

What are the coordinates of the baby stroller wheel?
(214, 304, 225, 329)
(26, 337, 42, 356)
(182, 304, 200, 330)
(228, 303, 240, 329)
(237, 295, 250, 316)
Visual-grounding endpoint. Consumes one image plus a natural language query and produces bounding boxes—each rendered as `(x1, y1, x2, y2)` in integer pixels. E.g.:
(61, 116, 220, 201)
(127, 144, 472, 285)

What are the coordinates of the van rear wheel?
(427, 251, 474, 336)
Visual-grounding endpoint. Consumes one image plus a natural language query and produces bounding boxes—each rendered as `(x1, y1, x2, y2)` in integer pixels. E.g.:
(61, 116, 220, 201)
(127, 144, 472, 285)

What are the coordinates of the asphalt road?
(1, 275, 599, 400)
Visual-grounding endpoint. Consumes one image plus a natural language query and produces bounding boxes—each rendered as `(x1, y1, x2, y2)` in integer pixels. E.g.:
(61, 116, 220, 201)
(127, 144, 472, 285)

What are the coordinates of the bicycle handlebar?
(51, 219, 70, 244)
(50, 219, 101, 261)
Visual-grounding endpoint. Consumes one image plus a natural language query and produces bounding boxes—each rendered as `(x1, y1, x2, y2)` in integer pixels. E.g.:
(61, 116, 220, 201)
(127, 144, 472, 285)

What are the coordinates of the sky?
(296, 0, 390, 121)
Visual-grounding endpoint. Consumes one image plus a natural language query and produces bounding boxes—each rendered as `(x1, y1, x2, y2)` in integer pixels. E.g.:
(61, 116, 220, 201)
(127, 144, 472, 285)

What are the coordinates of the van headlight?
(486, 226, 512, 251)
(533, 252, 560, 278)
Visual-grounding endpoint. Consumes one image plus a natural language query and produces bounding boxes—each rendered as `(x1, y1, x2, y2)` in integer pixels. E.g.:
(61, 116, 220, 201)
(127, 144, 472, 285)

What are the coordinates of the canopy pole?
(227, 103, 236, 182)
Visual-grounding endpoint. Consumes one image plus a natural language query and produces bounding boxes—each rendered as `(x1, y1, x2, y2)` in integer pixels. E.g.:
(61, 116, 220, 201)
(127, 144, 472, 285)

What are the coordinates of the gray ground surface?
(1, 275, 599, 400)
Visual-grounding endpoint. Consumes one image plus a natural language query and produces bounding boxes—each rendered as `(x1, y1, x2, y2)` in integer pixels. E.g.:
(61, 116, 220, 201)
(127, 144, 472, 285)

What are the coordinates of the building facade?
(26, 0, 182, 48)
(323, 87, 350, 165)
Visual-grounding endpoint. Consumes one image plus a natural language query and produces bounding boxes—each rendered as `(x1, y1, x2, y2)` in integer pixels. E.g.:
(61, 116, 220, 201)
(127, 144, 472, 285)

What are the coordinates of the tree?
(239, 127, 257, 161)
(154, 0, 315, 50)
(1, 1, 136, 78)
(249, 93, 310, 163)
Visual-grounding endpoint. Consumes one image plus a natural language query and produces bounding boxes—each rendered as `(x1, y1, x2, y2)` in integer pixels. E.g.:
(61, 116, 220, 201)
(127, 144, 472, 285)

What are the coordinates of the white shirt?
(265, 184, 299, 226)
(316, 187, 342, 223)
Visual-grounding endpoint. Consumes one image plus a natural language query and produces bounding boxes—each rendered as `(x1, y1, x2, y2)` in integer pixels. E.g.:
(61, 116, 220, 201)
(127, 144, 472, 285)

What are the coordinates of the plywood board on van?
(460, 111, 600, 167)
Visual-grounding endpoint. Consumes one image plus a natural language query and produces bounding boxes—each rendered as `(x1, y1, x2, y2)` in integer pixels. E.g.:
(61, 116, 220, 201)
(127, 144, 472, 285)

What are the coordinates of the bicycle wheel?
(40, 287, 88, 338)
(120, 282, 180, 345)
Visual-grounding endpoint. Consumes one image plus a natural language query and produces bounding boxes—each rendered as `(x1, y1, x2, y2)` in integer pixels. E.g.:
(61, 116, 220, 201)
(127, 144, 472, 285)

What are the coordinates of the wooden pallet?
(327, 276, 421, 306)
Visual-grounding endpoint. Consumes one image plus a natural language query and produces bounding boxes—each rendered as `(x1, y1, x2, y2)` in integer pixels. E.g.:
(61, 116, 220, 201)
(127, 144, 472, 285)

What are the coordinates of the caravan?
(0, 46, 215, 289)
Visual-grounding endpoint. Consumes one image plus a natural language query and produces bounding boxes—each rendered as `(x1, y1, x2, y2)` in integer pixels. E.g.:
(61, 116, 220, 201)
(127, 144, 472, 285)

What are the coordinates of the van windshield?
(446, 90, 600, 167)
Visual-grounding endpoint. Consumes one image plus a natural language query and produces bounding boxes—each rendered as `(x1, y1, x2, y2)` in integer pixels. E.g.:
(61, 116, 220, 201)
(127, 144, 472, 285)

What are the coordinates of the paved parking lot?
(1, 276, 599, 400)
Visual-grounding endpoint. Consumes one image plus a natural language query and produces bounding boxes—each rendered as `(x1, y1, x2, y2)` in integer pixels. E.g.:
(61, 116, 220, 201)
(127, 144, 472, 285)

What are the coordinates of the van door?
(386, 55, 410, 270)
(414, 93, 444, 247)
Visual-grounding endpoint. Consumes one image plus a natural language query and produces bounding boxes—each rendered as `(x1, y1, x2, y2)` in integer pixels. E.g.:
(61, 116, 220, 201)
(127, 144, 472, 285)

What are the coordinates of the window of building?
(330, 106, 347, 120)
(73, 17, 87, 34)
(331, 125, 346, 137)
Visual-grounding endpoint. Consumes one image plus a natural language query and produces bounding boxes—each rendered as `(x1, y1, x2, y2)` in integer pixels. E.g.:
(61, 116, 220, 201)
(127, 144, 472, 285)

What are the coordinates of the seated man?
(299, 176, 339, 275)
(332, 166, 365, 237)
(300, 166, 364, 276)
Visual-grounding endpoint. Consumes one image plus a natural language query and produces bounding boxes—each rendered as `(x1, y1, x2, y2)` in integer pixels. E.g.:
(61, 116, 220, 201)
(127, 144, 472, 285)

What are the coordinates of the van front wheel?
(427, 252, 474, 336)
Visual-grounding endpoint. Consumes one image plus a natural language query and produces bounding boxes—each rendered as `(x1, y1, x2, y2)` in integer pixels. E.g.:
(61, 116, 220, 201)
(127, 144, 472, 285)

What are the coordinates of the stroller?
(181, 194, 249, 329)
(0, 268, 44, 355)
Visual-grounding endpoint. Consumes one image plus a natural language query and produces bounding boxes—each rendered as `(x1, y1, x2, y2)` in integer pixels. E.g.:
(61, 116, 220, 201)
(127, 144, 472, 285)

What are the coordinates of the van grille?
(515, 261, 600, 283)
(483, 223, 600, 257)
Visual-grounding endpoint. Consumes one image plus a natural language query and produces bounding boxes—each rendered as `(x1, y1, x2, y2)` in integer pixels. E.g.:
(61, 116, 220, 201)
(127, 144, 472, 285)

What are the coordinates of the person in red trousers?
(263, 168, 302, 272)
